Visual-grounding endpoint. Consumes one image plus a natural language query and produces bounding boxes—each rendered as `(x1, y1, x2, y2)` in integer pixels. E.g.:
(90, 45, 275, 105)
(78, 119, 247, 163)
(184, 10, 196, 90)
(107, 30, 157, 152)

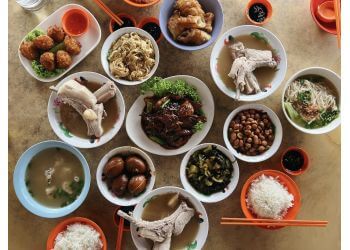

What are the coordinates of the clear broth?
(60, 80, 119, 139)
(141, 193, 200, 250)
(25, 148, 84, 208)
(217, 34, 276, 91)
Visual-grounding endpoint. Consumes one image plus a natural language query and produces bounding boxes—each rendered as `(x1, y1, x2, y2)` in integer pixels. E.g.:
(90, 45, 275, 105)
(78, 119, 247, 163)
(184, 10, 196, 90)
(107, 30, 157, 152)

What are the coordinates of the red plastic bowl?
(240, 169, 301, 229)
(46, 217, 107, 250)
(138, 16, 163, 44)
(310, 0, 337, 35)
(109, 13, 137, 34)
(281, 146, 310, 176)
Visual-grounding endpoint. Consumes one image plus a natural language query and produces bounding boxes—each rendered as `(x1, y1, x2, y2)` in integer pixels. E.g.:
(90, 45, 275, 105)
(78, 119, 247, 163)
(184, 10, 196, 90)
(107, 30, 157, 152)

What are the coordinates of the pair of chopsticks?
(334, 0, 341, 48)
(220, 217, 328, 227)
(116, 216, 124, 250)
(93, 0, 124, 26)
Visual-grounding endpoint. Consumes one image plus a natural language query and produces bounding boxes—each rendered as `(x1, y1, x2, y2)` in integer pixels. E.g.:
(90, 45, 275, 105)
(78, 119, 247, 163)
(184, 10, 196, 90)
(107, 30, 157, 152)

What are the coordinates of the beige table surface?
(8, 0, 341, 249)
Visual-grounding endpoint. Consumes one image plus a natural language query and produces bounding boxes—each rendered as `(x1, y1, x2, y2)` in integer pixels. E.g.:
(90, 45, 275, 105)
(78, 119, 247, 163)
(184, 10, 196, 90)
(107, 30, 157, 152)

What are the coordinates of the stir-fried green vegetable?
(305, 110, 340, 129)
(140, 77, 201, 103)
(186, 145, 234, 195)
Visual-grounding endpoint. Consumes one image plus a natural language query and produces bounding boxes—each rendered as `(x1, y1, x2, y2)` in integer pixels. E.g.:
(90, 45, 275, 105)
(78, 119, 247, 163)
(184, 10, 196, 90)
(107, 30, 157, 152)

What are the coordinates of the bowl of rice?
(46, 217, 107, 250)
(240, 169, 301, 229)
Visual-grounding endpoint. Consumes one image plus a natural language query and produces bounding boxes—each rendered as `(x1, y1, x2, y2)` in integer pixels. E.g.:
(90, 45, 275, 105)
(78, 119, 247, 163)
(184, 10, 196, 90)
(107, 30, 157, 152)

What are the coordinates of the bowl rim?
(180, 143, 240, 203)
(223, 104, 283, 163)
(210, 25, 288, 102)
(46, 216, 107, 250)
(159, 0, 224, 51)
(96, 146, 156, 207)
(281, 66, 341, 134)
(130, 186, 209, 249)
(13, 140, 91, 218)
(47, 71, 126, 148)
(280, 146, 310, 176)
(125, 75, 215, 156)
(240, 169, 301, 229)
(100, 27, 160, 85)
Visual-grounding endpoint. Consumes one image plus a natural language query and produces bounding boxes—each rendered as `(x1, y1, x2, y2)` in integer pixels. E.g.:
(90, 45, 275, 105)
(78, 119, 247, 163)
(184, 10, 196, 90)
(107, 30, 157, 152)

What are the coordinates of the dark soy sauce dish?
(281, 147, 309, 176)
(246, 0, 272, 25)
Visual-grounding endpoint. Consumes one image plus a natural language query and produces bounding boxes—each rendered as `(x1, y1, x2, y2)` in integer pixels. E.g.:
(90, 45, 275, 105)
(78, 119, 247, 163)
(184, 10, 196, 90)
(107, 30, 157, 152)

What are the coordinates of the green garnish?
(49, 42, 65, 53)
(31, 60, 65, 78)
(297, 90, 311, 104)
(161, 98, 171, 108)
(250, 32, 268, 44)
(193, 121, 204, 132)
(306, 110, 340, 129)
(52, 179, 84, 207)
(149, 135, 165, 145)
(228, 35, 235, 42)
(141, 77, 201, 103)
(25, 28, 45, 41)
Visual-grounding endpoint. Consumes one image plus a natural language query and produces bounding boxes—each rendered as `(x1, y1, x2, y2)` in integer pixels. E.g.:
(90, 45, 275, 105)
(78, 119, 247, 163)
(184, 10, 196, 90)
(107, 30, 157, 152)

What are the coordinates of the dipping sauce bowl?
(281, 146, 310, 176)
(245, 0, 273, 26)
(109, 13, 137, 33)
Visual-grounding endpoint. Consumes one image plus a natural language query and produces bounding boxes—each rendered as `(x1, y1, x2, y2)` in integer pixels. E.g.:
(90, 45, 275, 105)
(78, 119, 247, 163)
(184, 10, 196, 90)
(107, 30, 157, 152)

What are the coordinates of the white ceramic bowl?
(281, 67, 341, 134)
(101, 27, 160, 86)
(96, 146, 156, 207)
(48, 71, 126, 149)
(210, 25, 287, 101)
(126, 75, 215, 156)
(130, 186, 209, 250)
(180, 143, 239, 203)
(223, 104, 283, 163)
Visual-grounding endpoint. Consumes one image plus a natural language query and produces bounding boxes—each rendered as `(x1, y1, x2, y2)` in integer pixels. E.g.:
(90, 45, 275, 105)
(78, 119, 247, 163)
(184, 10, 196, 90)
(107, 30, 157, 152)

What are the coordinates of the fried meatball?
(47, 25, 66, 42)
(40, 52, 55, 71)
(20, 41, 38, 60)
(33, 35, 54, 50)
(56, 50, 72, 69)
(64, 36, 81, 55)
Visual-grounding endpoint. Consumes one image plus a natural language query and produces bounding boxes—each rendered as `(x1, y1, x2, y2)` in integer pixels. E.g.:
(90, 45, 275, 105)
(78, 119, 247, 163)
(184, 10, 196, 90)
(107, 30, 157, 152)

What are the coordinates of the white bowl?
(180, 143, 239, 203)
(126, 75, 215, 156)
(130, 186, 209, 250)
(223, 104, 283, 163)
(210, 25, 287, 101)
(281, 67, 341, 134)
(101, 27, 160, 86)
(96, 146, 156, 207)
(48, 71, 126, 149)
(18, 4, 101, 83)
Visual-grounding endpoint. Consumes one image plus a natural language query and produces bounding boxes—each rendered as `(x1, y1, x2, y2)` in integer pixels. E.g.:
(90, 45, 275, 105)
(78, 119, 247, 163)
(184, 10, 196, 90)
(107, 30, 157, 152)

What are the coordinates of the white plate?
(180, 143, 239, 203)
(101, 27, 160, 86)
(126, 75, 215, 156)
(48, 71, 126, 149)
(223, 104, 283, 163)
(96, 146, 156, 207)
(18, 4, 101, 83)
(210, 25, 287, 101)
(281, 67, 341, 134)
(130, 186, 209, 250)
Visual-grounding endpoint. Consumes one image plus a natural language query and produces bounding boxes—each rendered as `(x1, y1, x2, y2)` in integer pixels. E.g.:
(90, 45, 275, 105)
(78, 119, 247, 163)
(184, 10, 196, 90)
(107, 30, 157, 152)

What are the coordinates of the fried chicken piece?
(64, 36, 81, 55)
(19, 41, 38, 60)
(47, 25, 65, 42)
(33, 35, 54, 50)
(40, 52, 55, 71)
(177, 29, 211, 45)
(56, 50, 72, 69)
(174, 0, 205, 16)
(203, 12, 215, 33)
(168, 10, 206, 39)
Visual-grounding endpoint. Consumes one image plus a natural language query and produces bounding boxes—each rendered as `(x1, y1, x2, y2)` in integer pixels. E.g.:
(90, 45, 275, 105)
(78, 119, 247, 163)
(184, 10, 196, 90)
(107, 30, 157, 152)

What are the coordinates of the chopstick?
(334, 0, 341, 48)
(116, 217, 124, 250)
(93, 0, 123, 26)
(220, 217, 328, 227)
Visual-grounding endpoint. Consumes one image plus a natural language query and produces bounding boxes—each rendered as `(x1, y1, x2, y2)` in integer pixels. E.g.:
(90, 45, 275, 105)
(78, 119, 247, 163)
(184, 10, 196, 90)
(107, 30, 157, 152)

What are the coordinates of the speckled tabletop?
(8, 0, 341, 249)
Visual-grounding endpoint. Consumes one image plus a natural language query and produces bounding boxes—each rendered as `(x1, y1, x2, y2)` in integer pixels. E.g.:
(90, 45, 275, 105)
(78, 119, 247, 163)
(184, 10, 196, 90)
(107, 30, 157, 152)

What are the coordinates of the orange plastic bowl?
(240, 169, 301, 229)
(138, 16, 163, 43)
(61, 8, 90, 37)
(245, 0, 273, 26)
(281, 146, 310, 176)
(124, 0, 160, 8)
(109, 13, 137, 34)
(46, 217, 107, 250)
(310, 0, 337, 35)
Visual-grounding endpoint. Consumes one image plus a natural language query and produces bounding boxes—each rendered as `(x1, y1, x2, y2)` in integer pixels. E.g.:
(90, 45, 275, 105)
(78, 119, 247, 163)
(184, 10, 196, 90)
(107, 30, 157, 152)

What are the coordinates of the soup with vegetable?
(25, 148, 84, 208)
(142, 193, 199, 250)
